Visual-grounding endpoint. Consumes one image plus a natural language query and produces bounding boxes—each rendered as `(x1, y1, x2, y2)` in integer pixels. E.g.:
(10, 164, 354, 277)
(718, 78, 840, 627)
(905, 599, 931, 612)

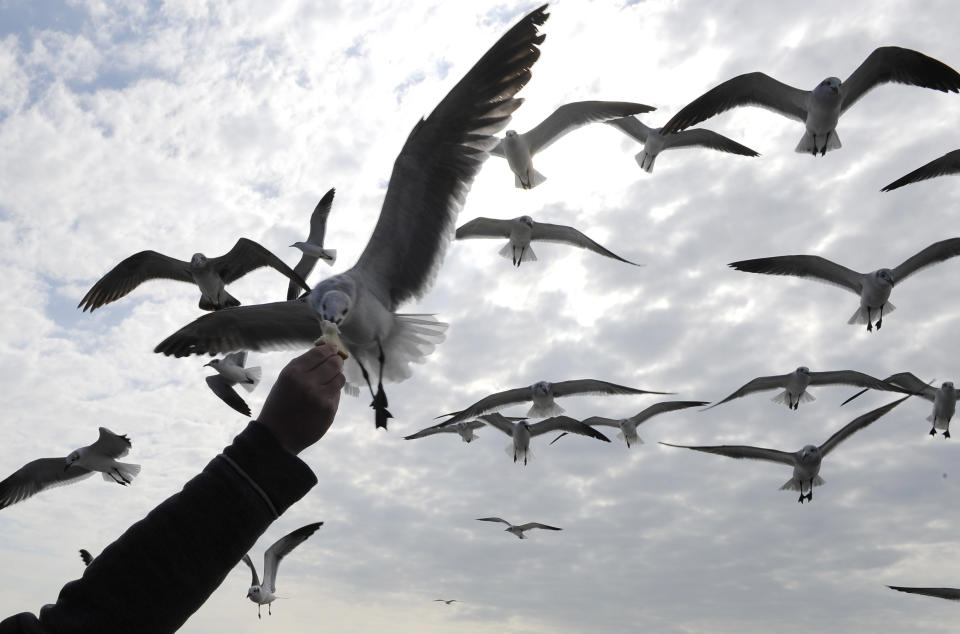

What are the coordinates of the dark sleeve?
(0, 421, 317, 634)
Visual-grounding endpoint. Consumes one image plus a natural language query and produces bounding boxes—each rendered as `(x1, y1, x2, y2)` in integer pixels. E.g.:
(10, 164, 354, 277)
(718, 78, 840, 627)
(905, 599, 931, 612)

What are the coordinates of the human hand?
(257, 343, 346, 455)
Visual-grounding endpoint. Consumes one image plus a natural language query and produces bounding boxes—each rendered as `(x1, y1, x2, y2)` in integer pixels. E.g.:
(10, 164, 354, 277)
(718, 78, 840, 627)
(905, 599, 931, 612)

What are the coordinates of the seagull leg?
(268, 603, 272, 616)
(866, 307, 874, 332)
(258, 605, 261, 619)
(930, 427, 937, 436)
(945, 429, 951, 439)
(372, 342, 392, 429)
(876, 305, 883, 330)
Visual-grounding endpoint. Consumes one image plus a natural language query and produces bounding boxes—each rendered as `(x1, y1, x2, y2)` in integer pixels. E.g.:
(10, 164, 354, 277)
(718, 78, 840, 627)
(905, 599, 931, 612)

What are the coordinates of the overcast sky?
(2, 0, 960, 632)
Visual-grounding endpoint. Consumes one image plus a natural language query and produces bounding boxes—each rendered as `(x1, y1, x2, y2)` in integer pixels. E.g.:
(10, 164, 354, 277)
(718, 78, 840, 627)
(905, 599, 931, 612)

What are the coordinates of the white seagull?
(842, 372, 958, 438)
(0, 427, 140, 510)
(404, 420, 489, 444)
(78, 238, 310, 312)
(606, 115, 759, 173)
(475, 413, 610, 465)
(705, 366, 903, 411)
(887, 586, 960, 602)
(476, 516, 562, 539)
(728, 237, 960, 331)
(287, 188, 338, 300)
(204, 351, 262, 417)
(882, 149, 960, 192)
(660, 395, 911, 503)
(455, 215, 641, 267)
(550, 400, 709, 448)
(154, 6, 552, 429)
(659, 46, 960, 155)
(490, 100, 656, 188)
(242, 522, 323, 619)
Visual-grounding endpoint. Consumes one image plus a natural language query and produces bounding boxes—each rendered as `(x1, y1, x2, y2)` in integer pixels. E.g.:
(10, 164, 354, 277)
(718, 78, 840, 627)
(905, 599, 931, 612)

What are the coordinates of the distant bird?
(434, 599, 458, 605)
(660, 395, 911, 503)
(606, 116, 759, 173)
(288, 188, 338, 300)
(842, 372, 958, 438)
(242, 522, 323, 619)
(477, 517, 562, 539)
(455, 215, 641, 267)
(882, 149, 960, 191)
(78, 238, 311, 312)
(404, 420, 488, 443)
(474, 413, 609, 465)
(550, 401, 708, 448)
(436, 379, 671, 428)
(660, 47, 960, 155)
(729, 237, 960, 331)
(887, 586, 960, 601)
(705, 367, 903, 411)
(154, 5, 551, 430)
(0, 428, 140, 510)
(490, 100, 655, 188)
(79, 549, 94, 567)
(204, 351, 262, 417)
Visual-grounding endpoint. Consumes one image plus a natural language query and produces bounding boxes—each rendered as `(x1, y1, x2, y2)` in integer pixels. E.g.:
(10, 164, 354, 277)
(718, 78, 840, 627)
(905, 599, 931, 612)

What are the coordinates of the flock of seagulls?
(5, 2, 960, 619)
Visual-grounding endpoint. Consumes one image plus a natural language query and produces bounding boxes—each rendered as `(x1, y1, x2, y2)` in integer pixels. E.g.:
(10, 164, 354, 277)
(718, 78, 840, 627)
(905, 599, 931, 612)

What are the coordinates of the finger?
(308, 355, 345, 384)
(296, 344, 339, 370)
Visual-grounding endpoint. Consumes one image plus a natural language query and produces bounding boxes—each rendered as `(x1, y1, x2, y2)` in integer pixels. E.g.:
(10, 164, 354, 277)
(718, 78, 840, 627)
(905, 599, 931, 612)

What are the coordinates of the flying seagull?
(204, 351, 262, 417)
(881, 149, 960, 192)
(455, 215, 641, 267)
(490, 100, 656, 188)
(728, 237, 960, 331)
(550, 400, 708, 448)
(404, 420, 489, 443)
(242, 522, 323, 619)
(435, 379, 671, 427)
(660, 395, 911, 503)
(887, 586, 960, 601)
(476, 517, 562, 539)
(79, 549, 94, 567)
(287, 188, 338, 300)
(659, 46, 960, 155)
(434, 599, 458, 605)
(0, 428, 140, 510)
(606, 115, 759, 173)
(473, 413, 609, 465)
(78, 237, 310, 312)
(704, 366, 903, 411)
(154, 5, 552, 429)
(842, 372, 958, 438)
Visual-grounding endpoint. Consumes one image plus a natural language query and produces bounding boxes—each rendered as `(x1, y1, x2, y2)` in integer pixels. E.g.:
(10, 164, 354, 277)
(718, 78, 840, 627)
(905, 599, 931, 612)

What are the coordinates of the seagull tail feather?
(635, 150, 656, 173)
(795, 130, 842, 155)
(239, 366, 262, 392)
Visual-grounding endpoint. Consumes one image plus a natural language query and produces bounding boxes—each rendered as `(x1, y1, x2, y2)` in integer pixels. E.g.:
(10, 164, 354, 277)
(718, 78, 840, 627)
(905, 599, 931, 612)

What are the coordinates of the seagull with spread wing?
(473, 412, 609, 465)
(882, 149, 960, 191)
(659, 46, 960, 155)
(78, 237, 310, 312)
(242, 522, 323, 619)
(204, 351, 262, 417)
(842, 372, 958, 438)
(490, 100, 655, 188)
(550, 401, 708, 448)
(661, 395, 911, 503)
(729, 237, 960, 331)
(287, 188, 338, 300)
(154, 6, 551, 429)
(476, 516, 562, 539)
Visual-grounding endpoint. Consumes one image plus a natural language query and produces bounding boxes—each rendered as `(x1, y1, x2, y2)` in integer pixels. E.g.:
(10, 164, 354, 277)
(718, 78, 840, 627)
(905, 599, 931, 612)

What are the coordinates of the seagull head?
(505, 130, 518, 138)
(815, 77, 841, 95)
(798, 444, 821, 463)
(247, 586, 261, 601)
(190, 253, 207, 268)
(204, 359, 221, 369)
(874, 268, 895, 287)
(290, 240, 308, 251)
(64, 450, 81, 471)
(944, 381, 955, 391)
(796, 366, 810, 375)
(315, 290, 352, 326)
(531, 381, 551, 397)
(517, 215, 535, 228)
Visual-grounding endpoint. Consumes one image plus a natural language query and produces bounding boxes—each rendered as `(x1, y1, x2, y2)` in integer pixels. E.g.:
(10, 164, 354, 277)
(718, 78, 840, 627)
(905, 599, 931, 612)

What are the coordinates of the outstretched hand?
(258, 343, 346, 455)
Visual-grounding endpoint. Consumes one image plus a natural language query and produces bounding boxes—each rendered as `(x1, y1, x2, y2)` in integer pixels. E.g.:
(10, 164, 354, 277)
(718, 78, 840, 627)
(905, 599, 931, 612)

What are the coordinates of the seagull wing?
(627, 400, 711, 424)
(205, 375, 251, 417)
(882, 150, 960, 192)
(728, 255, 864, 295)
(288, 255, 320, 301)
(404, 425, 460, 440)
(455, 217, 514, 240)
(476, 517, 512, 526)
(90, 427, 132, 459)
(658, 127, 761, 157)
(840, 46, 960, 114)
(578, 416, 620, 429)
(890, 238, 960, 286)
(223, 351, 248, 368)
(606, 116, 652, 143)
(548, 379, 671, 399)
(522, 101, 656, 154)
(288, 189, 337, 300)
(437, 387, 535, 425)
(703, 374, 792, 409)
(241, 553, 260, 588)
(819, 394, 911, 456)
(263, 522, 323, 593)
(888, 586, 960, 601)
(476, 413, 519, 436)
(79, 549, 93, 566)
(807, 370, 907, 393)
(77, 251, 193, 312)
(529, 222, 641, 265)
(154, 299, 322, 358)
(0, 459, 94, 510)
(840, 372, 935, 406)
(528, 416, 610, 441)
(658, 442, 796, 466)
(351, 6, 549, 309)
(660, 72, 809, 135)
(516, 522, 562, 532)
(211, 238, 310, 294)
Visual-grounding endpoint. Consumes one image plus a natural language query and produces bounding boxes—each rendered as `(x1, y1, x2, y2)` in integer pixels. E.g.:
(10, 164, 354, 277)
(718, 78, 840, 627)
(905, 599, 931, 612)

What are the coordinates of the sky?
(1, 0, 960, 632)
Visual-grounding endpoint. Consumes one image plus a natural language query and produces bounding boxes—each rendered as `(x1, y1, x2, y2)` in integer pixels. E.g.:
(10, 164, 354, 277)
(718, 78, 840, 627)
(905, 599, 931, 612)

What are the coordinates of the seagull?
(78, 237, 311, 312)
(404, 420, 489, 443)
(728, 237, 960, 331)
(153, 6, 552, 429)
(490, 100, 656, 188)
(474, 412, 610, 465)
(887, 586, 960, 601)
(242, 522, 323, 619)
(842, 372, 958, 438)
(79, 549, 94, 567)
(882, 149, 960, 191)
(660, 395, 911, 503)
(455, 215, 641, 267)
(204, 351, 262, 417)
(704, 367, 904, 411)
(659, 47, 960, 155)
(0, 427, 140, 510)
(606, 116, 759, 173)
(476, 517, 562, 539)
(435, 379, 671, 427)
(434, 599, 458, 605)
(550, 401, 708, 448)
(287, 188, 338, 300)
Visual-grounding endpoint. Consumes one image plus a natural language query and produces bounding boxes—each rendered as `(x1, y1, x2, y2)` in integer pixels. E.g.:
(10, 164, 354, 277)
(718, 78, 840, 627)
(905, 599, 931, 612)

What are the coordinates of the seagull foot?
(876, 318, 882, 330)
(930, 428, 938, 436)
(866, 322, 873, 332)
(806, 492, 813, 502)
(944, 431, 951, 439)
(797, 494, 805, 504)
